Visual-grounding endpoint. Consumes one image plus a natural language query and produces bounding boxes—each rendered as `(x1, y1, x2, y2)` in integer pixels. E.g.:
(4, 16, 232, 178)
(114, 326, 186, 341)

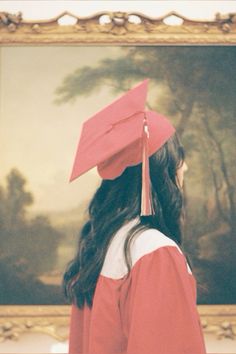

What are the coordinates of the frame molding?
(0, 11, 236, 44)
(0, 306, 69, 342)
(0, 305, 236, 341)
(0, 10, 236, 343)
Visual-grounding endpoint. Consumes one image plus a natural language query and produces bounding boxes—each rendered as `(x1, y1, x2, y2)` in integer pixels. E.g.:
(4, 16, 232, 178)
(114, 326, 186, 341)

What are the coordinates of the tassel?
(141, 113, 154, 216)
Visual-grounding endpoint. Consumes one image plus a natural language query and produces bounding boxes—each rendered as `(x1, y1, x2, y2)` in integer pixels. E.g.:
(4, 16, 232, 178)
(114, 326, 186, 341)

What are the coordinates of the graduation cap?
(70, 79, 175, 216)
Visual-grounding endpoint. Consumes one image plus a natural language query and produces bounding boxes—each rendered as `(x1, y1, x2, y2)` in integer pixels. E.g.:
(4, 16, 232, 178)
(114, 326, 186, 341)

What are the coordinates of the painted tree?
(0, 169, 63, 277)
(0, 169, 67, 304)
(54, 47, 236, 303)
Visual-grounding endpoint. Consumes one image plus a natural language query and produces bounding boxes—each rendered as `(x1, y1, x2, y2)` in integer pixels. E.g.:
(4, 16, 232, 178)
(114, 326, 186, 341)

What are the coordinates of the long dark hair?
(63, 132, 188, 309)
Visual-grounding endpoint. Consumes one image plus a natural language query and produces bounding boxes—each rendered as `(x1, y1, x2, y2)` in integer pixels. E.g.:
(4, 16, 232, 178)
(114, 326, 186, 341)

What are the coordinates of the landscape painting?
(0, 46, 235, 305)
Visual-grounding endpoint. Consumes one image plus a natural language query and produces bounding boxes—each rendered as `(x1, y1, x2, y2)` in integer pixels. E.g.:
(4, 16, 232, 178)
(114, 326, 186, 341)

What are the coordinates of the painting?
(0, 10, 236, 343)
(1, 44, 236, 307)
(0, 45, 122, 305)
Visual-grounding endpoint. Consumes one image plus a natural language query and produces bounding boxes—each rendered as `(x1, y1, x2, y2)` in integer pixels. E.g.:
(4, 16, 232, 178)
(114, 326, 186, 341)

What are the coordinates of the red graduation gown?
(68, 220, 207, 354)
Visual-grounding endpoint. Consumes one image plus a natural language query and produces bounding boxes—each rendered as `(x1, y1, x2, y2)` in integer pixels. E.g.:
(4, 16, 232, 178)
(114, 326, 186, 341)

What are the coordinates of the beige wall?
(0, 332, 236, 353)
(0, 0, 236, 20)
(0, 333, 68, 353)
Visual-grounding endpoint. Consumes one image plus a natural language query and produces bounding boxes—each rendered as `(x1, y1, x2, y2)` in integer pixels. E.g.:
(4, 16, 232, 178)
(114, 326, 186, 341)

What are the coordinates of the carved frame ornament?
(0, 10, 236, 342)
(0, 10, 236, 44)
(0, 305, 236, 343)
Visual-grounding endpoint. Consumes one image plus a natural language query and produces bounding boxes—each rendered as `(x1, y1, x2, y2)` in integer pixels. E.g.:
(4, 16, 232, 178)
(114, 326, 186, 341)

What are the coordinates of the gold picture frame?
(0, 10, 236, 344)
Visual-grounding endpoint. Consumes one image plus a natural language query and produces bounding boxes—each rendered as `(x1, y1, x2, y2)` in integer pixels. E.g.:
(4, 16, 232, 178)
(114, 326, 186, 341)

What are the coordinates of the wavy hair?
(63, 132, 190, 309)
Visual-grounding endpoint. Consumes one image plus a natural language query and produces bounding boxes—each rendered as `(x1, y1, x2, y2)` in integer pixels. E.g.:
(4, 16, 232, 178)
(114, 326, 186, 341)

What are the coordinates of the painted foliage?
(0, 46, 235, 304)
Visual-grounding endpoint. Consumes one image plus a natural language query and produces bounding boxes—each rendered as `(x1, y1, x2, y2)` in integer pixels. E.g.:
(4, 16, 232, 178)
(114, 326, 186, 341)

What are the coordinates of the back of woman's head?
(63, 132, 185, 308)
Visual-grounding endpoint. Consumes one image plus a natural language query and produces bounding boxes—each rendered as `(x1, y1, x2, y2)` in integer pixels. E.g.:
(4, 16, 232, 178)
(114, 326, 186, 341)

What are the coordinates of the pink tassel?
(141, 114, 154, 216)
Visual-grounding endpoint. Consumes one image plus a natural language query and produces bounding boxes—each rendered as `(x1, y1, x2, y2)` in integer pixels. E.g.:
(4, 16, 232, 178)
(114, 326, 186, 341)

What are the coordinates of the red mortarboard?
(70, 79, 175, 215)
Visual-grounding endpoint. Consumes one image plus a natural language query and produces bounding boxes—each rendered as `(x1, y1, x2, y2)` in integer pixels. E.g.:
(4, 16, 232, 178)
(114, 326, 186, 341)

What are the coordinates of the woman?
(63, 79, 207, 354)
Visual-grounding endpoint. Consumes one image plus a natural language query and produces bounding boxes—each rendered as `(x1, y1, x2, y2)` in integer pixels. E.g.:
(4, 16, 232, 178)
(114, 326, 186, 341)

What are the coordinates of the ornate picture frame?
(0, 10, 236, 344)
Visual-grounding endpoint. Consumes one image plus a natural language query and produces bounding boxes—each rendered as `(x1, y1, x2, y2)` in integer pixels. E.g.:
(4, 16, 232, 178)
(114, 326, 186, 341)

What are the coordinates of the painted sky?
(0, 46, 124, 213)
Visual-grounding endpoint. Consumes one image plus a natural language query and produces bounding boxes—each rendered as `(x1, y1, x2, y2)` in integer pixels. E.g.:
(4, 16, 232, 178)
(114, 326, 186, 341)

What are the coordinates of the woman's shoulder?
(100, 219, 184, 280)
(130, 226, 183, 264)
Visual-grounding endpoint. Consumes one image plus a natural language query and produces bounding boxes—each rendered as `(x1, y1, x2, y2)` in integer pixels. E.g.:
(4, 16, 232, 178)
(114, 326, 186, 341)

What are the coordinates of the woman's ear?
(176, 161, 188, 189)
